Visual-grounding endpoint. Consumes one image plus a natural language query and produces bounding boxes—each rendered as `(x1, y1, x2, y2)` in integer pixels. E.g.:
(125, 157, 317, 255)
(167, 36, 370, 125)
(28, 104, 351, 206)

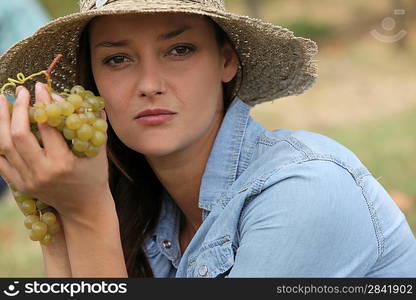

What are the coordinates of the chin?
(135, 143, 180, 158)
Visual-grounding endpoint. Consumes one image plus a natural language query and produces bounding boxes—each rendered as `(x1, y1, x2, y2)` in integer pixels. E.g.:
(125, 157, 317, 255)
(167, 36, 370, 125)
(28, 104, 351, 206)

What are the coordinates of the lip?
(135, 108, 177, 125)
(136, 114, 176, 125)
(136, 108, 176, 118)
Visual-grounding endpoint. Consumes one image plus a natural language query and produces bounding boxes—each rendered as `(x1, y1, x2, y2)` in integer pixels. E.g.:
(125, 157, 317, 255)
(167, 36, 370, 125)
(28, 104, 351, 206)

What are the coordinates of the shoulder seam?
(238, 158, 383, 261)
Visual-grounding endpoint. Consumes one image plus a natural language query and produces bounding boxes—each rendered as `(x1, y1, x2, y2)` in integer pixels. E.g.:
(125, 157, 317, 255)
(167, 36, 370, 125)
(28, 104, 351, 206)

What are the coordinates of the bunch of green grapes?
(0, 55, 108, 245)
(29, 85, 108, 157)
(10, 186, 60, 246)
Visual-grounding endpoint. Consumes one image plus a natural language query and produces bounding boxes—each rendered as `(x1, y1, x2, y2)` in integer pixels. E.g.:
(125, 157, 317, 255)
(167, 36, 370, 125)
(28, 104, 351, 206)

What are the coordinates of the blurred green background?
(0, 0, 415, 277)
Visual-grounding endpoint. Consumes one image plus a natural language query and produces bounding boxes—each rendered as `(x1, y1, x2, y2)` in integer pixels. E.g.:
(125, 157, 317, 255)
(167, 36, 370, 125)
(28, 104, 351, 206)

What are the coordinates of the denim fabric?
(143, 97, 416, 278)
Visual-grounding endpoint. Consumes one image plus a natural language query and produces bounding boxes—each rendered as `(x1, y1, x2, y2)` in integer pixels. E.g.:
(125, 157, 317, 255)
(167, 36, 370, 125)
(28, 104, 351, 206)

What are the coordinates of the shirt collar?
(198, 97, 252, 212)
(149, 97, 253, 239)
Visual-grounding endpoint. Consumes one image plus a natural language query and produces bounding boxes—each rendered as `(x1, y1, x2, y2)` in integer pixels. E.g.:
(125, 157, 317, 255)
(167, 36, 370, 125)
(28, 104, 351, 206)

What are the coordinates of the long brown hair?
(77, 15, 242, 277)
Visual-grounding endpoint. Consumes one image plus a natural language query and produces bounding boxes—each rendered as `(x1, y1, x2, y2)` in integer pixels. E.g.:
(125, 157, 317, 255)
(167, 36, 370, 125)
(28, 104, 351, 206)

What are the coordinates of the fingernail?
(16, 86, 23, 96)
(35, 82, 42, 91)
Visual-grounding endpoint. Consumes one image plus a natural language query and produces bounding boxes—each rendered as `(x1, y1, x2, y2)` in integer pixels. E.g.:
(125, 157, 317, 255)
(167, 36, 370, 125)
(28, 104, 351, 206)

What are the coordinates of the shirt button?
(198, 265, 208, 277)
(162, 240, 172, 249)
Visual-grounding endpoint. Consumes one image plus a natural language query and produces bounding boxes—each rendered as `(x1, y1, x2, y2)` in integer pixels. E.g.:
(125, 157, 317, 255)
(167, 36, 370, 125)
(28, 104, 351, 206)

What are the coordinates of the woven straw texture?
(0, 0, 318, 106)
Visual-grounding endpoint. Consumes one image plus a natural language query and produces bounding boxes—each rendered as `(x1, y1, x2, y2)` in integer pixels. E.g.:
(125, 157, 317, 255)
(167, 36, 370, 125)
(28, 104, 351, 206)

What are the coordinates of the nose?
(135, 56, 166, 98)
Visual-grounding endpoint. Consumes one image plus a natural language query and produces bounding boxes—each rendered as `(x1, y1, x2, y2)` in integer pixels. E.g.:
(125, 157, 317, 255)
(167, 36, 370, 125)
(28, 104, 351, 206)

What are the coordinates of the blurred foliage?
(281, 20, 334, 40)
(321, 109, 416, 234)
(321, 109, 416, 198)
(38, 0, 78, 18)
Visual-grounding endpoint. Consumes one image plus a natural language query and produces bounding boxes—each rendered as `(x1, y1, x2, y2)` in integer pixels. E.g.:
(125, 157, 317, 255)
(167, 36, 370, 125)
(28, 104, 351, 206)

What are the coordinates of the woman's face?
(89, 13, 238, 158)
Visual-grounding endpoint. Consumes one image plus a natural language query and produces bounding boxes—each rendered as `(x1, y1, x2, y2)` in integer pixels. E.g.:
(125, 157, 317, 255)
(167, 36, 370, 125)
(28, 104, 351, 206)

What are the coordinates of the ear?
(220, 42, 239, 84)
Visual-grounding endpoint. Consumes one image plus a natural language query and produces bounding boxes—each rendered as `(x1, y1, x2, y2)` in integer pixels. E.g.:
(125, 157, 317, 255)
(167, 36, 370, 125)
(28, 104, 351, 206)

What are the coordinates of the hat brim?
(0, 4, 318, 105)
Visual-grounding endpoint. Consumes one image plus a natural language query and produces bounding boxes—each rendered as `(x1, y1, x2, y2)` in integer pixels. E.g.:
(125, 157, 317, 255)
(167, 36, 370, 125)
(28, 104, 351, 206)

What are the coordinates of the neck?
(145, 111, 224, 232)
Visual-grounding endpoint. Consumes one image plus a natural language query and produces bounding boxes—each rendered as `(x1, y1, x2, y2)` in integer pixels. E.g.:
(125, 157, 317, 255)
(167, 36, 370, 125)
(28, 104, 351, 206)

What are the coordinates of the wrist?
(59, 186, 116, 227)
(58, 190, 127, 277)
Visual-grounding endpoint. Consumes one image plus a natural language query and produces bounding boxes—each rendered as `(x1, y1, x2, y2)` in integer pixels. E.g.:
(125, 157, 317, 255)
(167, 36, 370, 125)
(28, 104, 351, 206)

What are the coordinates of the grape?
(31, 221, 48, 240)
(86, 96, 101, 112)
(56, 116, 66, 131)
(85, 112, 96, 124)
(29, 230, 42, 241)
(65, 114, 82, 130)
(80, 101, 93, 112)
(63, 127, 76, 140)
(47, 116, 62, 127)
(34, 109, 48, 123)
(84, 90, 95, 99)
(70, 85, 85, 97)
(77, 124, 94, 141)
(46, 103, 62, 118)
(36, 200, 49, 211)
(85, 144, 100, 158)
(78, 113, 88, 124)
(67, 94, 83, 109)
(40, 233, 54, 246)
(93, 119, 108, 132)
(28, 107, 36, 124)
(24, 215, 40, 229)
(59, 101, 75, 116)
(21, 199, 37, 215)
(72, 138, 89, 152)
(90, 131, 107, 147)
(71, 148, 85, 158)
(8, 102, 14, 116)
(95, 97, 105, 111)
(34, 102, 46, 110)
(41, 212, 57, 226)
(13, 191, 32, 203)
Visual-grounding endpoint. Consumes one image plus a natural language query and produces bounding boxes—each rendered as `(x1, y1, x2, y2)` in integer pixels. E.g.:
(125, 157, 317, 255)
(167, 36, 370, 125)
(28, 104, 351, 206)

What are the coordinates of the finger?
(0, 93, 31, 178)
(0, 94, 11, 152)
(35, 83, 71, 158)
(0, 155, 24, 189)
(51, 93, 65, 103)
(10, 86, 45, 168)
(100, 109, 107, 121)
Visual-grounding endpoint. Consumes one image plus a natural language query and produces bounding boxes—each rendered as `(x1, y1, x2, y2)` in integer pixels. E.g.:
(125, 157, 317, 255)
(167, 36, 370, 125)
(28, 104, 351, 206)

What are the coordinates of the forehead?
(89, 12, 212, 37)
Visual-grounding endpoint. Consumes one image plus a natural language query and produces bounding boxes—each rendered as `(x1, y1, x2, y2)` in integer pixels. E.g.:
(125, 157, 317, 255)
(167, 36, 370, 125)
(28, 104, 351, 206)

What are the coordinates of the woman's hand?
(40, 209, 72, 277)
(0, 82, 111, 221)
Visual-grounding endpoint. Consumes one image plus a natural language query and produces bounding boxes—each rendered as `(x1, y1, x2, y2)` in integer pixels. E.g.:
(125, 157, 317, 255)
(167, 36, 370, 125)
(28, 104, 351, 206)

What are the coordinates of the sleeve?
(228, 160, 380, 277)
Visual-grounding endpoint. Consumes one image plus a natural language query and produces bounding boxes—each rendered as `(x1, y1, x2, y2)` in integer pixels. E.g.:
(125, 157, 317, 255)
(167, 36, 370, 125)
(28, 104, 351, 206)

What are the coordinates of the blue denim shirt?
(143, 97, 416, 278)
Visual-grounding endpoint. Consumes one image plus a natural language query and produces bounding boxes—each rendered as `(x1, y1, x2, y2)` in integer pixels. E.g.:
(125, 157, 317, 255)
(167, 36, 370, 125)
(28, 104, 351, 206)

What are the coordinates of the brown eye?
(104, 55, 129, 66)
(169, 45, 195, 57)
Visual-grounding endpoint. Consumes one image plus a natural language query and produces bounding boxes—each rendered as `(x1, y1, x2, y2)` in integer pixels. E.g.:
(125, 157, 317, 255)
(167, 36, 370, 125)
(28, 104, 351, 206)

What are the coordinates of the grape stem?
(46, 54, 63, 93)
(0, 54, 64, 95)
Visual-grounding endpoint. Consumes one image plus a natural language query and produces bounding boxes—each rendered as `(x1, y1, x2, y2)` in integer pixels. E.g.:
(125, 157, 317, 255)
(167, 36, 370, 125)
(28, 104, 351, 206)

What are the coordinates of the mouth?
(135, 112, 177, 125)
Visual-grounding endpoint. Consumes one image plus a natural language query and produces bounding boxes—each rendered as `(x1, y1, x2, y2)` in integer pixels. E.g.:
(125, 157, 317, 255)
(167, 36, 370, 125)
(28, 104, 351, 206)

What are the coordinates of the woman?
(0, 0, 415, 278)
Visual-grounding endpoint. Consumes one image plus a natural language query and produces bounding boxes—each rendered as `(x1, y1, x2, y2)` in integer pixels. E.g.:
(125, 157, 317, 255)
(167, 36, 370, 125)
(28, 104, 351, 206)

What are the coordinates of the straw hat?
(0, 0, 318, 106)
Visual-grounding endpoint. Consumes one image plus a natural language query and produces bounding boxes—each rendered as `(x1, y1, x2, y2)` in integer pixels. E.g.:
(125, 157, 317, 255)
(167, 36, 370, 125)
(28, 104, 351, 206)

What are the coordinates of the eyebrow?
(158, 25, 192, 41)
(94, 25, 192, 48)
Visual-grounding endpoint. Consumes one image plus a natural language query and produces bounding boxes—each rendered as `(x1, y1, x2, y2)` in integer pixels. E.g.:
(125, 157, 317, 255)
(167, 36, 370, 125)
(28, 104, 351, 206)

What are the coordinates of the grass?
(0, 194, 44, 277)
